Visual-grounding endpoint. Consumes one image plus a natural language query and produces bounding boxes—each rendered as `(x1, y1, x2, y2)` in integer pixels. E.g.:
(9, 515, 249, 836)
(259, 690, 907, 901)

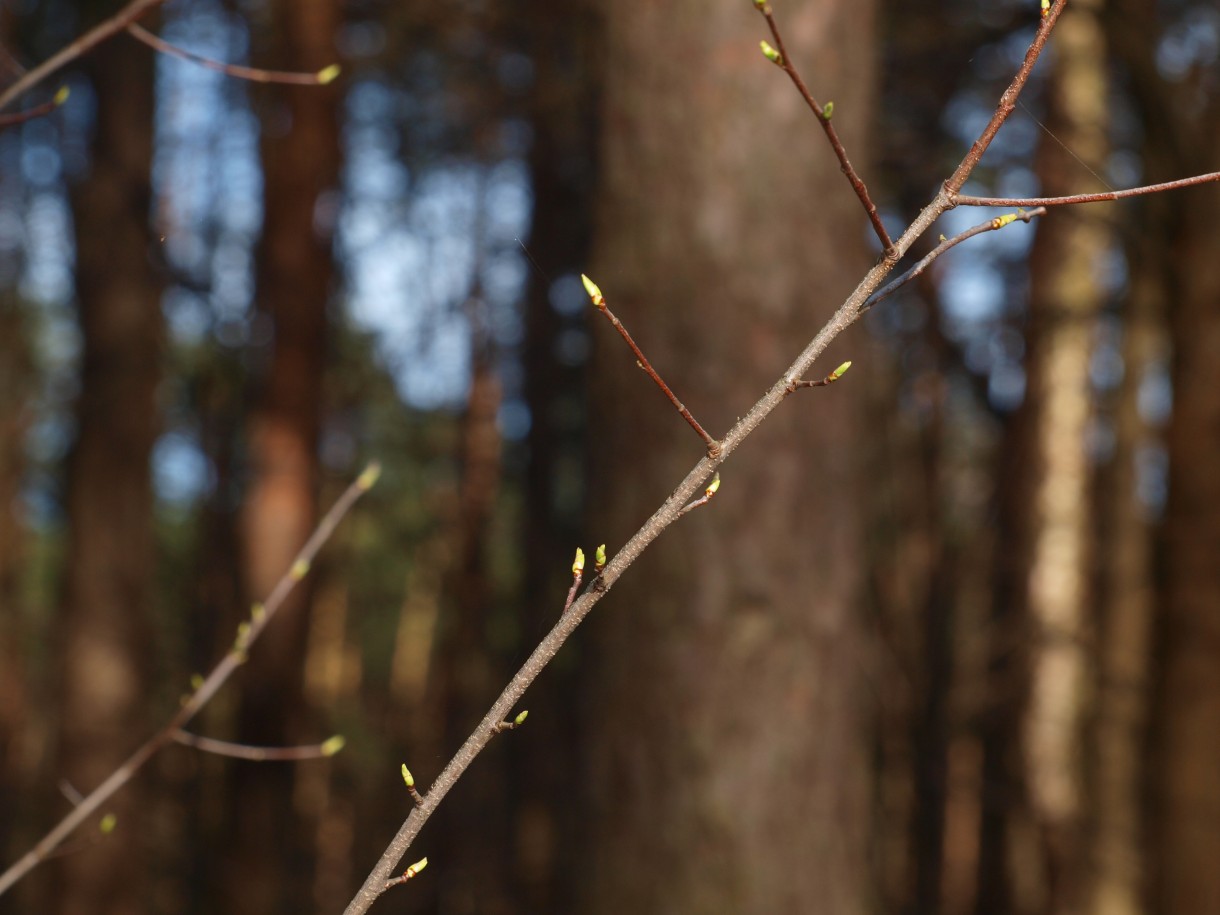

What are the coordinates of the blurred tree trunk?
(1157, 101, 1220, 915)
(1104, 1, 1220, 910)
(515, 0, 597, 909)
(581, 0, 876, 911)
(52, 29, 162, 915)
(227, 1, 341, 910)
(1011, 1, 1113, 911)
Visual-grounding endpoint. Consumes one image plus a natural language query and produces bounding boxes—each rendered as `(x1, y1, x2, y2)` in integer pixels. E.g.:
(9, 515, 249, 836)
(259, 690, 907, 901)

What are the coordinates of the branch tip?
(357, 460, 382, 490)
(316, 64, 342, 85)
(401, 764, 414, 788)
(321, 735, 346, 757)
(594, 543, 607, 571)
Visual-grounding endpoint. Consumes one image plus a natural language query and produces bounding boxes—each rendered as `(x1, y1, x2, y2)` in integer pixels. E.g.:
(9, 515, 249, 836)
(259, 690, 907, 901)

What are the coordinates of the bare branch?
(0, 463, 380, 897)
(125, 23, 340, 86)
(170, 730, 345, 762)
(0, 86, 69, 129)
(0, 0, 167, 112)
(953, 171, 1220, 207)
(863, 208, 1047, 313)
(582, 274, 722, 458)
(754, 2, 896, 258)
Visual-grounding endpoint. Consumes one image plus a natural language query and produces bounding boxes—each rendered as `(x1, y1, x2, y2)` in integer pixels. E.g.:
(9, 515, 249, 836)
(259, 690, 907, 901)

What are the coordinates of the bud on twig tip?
(514, 709, 529, 726)
(316, 64, 342, 84)
(358, 461, 382, 490)
(832, 360, 852, 379)
(595, 543, 607, 570)
(54, 86, 70, 106)
(321, 735, 346, 756)
(401, 764, 415, 788)
(572, 547, 585, 575)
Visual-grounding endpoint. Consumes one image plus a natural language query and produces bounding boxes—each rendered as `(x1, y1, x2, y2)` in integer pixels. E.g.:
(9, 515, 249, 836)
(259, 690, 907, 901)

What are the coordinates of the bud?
(321, 735, 346, 756)
(760, 40, 782, 64)
(831, 360, 852, 380)
(822, 101, 834, 120)
(401, 764, 415, 788)
(316, 64, 342, 84)
(572, 548, 585, 575)
(595, 544, 607, 570)
(358, 460, 382, 490)
(514, 710, 530, 726)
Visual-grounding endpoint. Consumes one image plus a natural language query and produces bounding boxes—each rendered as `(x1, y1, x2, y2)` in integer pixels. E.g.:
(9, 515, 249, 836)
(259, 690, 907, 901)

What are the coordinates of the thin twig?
(125, 23, 340, 85)
(943, 0, 1066, 195)
(0, 463, 380, 898)
(343, 10, 1077, 914)
(953, 171, 1220, 207)
(171, 730, 344, 762)
(755, 2, 896, 259)
(675, 473, 721, 518)
(785, 359, 854, 392)
(581, 275, 721, 457)
(562, 548, 585, 614)
(0, 0, 167, 111)
(0, 86, 69, 129)
(863, 208, 1047, 313)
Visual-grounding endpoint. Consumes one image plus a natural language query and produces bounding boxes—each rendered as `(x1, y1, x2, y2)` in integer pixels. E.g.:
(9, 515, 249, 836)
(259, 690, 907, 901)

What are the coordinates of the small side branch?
(126, 23, 340, 85)
(0, 87, 69, 129)
(0, 462, 380, 897)
(953, 171, 1220, 208)
(754, 2, 895, 259)
(676, 473, 721, 518)
(0, 0, 167, 112)
(493, 710, 529, 734)
(171, 730, 345, 762)
(384, 857, 429, 891)
(582, 275, 721, 457)
(400, 765, 425, 808)
(563, 548, 585, 614)
(785, 360, 853, 393)
(863, 208, 1046, 313)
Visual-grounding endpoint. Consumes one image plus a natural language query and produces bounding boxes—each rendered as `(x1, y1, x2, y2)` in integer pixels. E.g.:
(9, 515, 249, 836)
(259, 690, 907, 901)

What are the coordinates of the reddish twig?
(562, 548, 585, 614)
(754, 1, 895, 259)
(952, 171, 1220, 208)
(943, 0, 1066, 194)
(383, 857, 428, 891)
(785, 359, 854, 392)
(125, 23, 340, 85)
(581, 274, 721, 457)
(0, 0, 167, 112)
(0, 86, 69, 129)
(492, 710, 529, 734)
(676, 473, 721, 518)
(0, 463, 381, 898)
(863, 208, 1047, 313)
(171, 730, 345, 762)
(400, 765, 425, 808)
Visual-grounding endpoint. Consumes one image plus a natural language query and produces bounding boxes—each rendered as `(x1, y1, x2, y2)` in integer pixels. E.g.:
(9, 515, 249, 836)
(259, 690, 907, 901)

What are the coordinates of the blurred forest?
(1, 0, 1219, 913)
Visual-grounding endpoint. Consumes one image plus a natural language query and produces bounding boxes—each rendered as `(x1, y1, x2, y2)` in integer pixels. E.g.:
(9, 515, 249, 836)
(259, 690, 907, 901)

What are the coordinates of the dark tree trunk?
(227, 1, 341, 910)
(52, 28, 162, 915)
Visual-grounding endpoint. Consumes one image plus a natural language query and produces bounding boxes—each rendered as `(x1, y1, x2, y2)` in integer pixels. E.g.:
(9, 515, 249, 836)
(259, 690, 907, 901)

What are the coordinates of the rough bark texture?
(228, 1, 341, 910)
(52, 30, 162, 915)
(581, 0, 875, 911)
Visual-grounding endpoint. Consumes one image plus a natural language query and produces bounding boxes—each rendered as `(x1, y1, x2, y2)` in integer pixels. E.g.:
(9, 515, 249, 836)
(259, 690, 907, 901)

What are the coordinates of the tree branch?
(0, 0, 167, 111)
(952, 170, 1220, 207)
(0, 464, 380, 897)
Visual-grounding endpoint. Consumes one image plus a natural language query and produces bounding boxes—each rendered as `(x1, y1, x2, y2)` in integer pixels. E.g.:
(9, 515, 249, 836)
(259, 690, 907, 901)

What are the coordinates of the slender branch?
(676, 473, 721, 518)
(581, 274, 721, 457)
(562, 548, 585, 614)
(755, 2, 895, 259)
(0, 86, 69, 129)
(943, 0, 1067, 194)
(125, 24, 340, 85)
(953, 171, 1220, 207)
(0, 463, 380, 898)
(0, 0, 167, 111)
(171, 730, 344, 762)
(863, 208, 1047, 313)
(342, 10, 1078, 911)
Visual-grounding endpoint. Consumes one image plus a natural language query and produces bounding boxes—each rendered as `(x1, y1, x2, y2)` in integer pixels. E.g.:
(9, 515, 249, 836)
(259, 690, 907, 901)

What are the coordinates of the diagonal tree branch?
(0, 0, 167, 111)
(342, 7, 1073, 911)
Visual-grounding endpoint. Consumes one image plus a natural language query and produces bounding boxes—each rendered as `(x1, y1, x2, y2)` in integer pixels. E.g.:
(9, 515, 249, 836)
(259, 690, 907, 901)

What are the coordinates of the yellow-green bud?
(401, 764, 415, 788)
(406, 857, 428, 878)
(291, 558, 311, 580)
(831, 360, 852, 380)
(514, 710, 529, 726)
(54, 86, 70, 106)
(595, 544, 607, 570)
(321, 735, 346, 756)
(316, 64, 342, 85)
(572, 548, 585, 575)
(99, 813, 117, 834)
(358, 460, 382, 490)
(822, 101, 834, 120)
(760, 41, 782, 64)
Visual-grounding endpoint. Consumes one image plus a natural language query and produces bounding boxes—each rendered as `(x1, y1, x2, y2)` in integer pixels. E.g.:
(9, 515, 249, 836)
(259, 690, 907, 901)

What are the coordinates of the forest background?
(1, 0, 1219, 913)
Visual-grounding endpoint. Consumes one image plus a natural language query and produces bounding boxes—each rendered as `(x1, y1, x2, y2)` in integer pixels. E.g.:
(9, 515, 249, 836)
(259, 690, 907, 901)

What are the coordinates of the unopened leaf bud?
(760, 40, 782, 64)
